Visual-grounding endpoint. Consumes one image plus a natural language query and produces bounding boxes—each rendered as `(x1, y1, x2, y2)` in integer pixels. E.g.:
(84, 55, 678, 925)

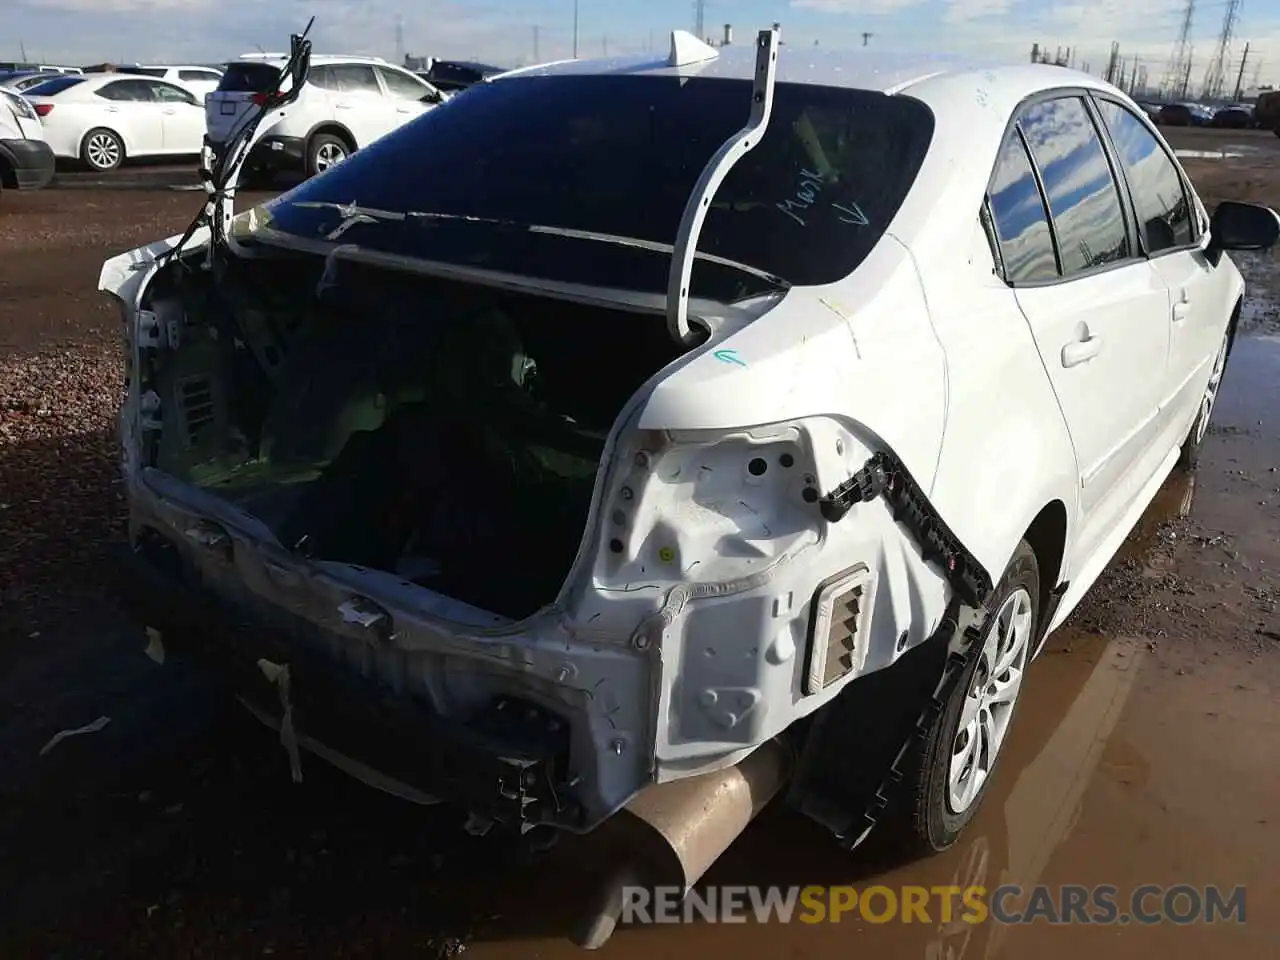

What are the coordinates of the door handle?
(104, 106, 119, 112)
(335, 102, 353, 109)
(162, 108, 176, 115)
(396, 106, 412, 113)
(1061, 334, 1103, 368)
(1172, 289, 1191, 322)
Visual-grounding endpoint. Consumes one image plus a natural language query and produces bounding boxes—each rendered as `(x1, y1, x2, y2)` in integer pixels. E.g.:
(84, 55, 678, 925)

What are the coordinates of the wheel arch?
(1022, 499, 1068, 624)
(78, 124, 129, 163)
(305, 121, 357, 152)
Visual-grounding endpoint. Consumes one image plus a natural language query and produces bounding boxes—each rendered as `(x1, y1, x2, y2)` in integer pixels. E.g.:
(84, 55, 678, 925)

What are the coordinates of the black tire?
(1176, 318, 1235, 470)
(898, 539, 1041, 854)
(80, 127, 125, 172)
(305, 132, 349, 179)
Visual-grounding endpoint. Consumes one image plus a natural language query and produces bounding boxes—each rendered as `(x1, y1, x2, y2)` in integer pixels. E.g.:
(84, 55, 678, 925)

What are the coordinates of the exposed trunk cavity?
(143, 251, 691, 620)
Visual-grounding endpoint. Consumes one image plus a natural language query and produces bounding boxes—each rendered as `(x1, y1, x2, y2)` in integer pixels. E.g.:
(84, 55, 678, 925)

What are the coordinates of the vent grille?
(178, 376, 215, 442)
(821, 585, 862, 687)
(804, 565, 876, 695)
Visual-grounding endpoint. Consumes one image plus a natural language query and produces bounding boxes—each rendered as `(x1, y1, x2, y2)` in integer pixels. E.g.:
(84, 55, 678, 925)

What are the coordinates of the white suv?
(205, 54, 446, 183)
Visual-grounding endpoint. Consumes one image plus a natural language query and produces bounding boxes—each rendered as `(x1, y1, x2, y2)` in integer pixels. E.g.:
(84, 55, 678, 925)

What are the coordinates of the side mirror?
(1207, 200, 1280, 264)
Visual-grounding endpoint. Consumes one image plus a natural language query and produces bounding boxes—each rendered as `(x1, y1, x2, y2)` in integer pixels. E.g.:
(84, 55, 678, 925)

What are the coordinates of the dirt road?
(1, 129, 1278, 958)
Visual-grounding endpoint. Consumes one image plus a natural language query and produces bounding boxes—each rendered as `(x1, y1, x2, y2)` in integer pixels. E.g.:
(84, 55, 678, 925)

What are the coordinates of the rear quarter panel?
(886, 70, 1082, 587)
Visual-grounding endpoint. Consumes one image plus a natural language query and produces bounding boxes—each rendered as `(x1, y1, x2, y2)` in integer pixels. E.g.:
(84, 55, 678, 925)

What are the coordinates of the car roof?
(133, 64, 223, 71)
(498, 45, 1129, 127)
(233, 53, 392, 68)
(25, 72, 189, 94)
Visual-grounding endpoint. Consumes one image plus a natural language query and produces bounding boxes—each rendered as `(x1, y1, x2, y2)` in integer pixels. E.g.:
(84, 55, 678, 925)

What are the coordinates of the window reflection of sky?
(1097, 100, 1193, 251)
(989, 136, 1057, 282)
(1020, 97, 1128, 274)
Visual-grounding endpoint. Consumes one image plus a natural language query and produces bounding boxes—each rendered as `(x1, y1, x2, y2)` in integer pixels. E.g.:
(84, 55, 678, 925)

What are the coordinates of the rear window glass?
(23, 76, 84, 96)
(259, 75, 935, 300)
(217, 63, 282, 93)
(118, 67, 166, 77)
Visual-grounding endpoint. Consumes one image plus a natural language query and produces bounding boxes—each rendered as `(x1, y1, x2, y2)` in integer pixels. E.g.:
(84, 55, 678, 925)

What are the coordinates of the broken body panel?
(100, 25, 1036, 893)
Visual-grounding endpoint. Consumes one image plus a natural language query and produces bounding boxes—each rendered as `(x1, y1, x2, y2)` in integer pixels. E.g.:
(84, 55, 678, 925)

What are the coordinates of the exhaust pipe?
(571, 737, 791, 949)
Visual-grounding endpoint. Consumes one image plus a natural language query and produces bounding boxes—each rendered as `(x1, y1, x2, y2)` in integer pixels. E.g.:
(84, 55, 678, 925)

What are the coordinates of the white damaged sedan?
(99, 26, 1278, 944)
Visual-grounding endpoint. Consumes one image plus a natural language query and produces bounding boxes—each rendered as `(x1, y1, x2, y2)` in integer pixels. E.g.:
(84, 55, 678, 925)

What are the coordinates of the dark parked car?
(1212, 106, 1255, 129)
(1157, 103, 1208, 126)
(417, 60, 503, 92)
(1135, 100, 1163, 121)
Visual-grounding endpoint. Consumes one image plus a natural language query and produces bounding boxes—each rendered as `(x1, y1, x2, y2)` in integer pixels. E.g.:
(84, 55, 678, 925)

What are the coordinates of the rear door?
(991, 93, 1171, 565)
(1092, 96, 1222, 439)
(148, 79, 205, 153)
(205, 61, 281, 145)
(94, 78, 164, 155)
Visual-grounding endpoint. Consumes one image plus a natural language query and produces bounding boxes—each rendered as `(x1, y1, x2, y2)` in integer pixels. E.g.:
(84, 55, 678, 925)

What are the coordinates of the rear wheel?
(899, 539, 1040, 854)
(81, 128, 124, 172)
(306, 133, 349, 178)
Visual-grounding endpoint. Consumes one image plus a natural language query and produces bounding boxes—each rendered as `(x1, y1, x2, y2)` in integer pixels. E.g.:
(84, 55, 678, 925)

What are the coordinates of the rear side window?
(180, 69, 220, 82)
(1018, 96, 1130, 276)
(320, 64, 380, 94)
(118, 66, 166, 78)
(988, 134, 1058, 283)
(23, 76, 84, 96)
(216, 63, 281, 93)
(1095, 100, 1195, 253)
(96, 79, 155, 102)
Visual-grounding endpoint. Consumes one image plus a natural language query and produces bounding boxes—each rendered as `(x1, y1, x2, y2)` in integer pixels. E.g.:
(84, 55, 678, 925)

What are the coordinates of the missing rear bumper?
(114, 536, 586, 832)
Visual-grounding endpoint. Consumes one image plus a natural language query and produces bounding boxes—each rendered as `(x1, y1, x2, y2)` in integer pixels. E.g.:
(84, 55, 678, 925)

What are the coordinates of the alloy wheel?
(947, 587, 1033, 814)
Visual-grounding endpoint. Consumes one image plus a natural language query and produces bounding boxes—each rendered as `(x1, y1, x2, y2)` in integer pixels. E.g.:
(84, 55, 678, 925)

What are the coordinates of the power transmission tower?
(1233, 41, 1251, 100)
(1164, 0, 1195, 97)
(533, 24, 540, 61)
(861, 32, 873, 46)
(694, 0, 706, 40)
(394, 14, 404, 66)
(573, 0, 579, 58)
(1201, 0, 1241, 99)
(1105, 41, 1120, 83)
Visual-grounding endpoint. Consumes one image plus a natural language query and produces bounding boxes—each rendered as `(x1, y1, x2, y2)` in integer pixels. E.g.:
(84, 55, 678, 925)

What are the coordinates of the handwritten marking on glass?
(714, 348, 748, 367)
(775, 168, 868, 228)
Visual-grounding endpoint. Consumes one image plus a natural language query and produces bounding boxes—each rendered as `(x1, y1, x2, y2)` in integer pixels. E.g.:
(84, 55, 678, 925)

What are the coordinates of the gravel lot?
(1, 131, 1278, 959)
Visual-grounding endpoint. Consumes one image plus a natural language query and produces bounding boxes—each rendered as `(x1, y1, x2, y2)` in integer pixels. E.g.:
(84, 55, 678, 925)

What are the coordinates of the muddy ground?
(1, 128, 1278, 959)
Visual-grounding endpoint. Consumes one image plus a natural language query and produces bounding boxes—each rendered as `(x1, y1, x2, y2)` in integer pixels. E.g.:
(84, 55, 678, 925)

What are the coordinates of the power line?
(1163, 0, 1195, 98)
(1233, 41, 1250, 100)
(1201, 0, 1241, 98)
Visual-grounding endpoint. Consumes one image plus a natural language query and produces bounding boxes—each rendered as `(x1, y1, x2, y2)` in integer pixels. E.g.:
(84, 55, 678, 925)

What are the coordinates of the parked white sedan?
(99, 28, 1279, 945)
(24, 73, 205, 171)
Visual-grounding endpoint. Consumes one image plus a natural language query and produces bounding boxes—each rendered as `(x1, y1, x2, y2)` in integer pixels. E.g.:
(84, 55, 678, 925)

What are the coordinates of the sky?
(7, 0, 1280, 90)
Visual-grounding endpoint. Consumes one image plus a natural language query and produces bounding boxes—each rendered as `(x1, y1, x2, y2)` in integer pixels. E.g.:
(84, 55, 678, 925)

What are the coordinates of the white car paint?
(24, 73, 205, 169)
(98, 39, 1258, 845)
(0, 88, 44, 141)
(205, 54, 445, 174)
